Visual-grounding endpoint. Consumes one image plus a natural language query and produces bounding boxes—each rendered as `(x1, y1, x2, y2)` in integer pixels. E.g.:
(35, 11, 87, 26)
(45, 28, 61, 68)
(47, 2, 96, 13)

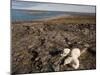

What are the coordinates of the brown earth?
(11, 16, 96, 74)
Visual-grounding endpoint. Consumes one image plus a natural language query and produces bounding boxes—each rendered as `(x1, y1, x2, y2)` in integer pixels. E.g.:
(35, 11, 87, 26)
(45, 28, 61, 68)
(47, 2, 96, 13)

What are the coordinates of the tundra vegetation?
(12, 16, 96, 74)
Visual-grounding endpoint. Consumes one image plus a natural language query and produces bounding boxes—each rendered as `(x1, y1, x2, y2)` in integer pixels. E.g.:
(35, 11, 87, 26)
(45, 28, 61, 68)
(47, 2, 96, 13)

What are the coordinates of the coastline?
(12, 15, 96, 24)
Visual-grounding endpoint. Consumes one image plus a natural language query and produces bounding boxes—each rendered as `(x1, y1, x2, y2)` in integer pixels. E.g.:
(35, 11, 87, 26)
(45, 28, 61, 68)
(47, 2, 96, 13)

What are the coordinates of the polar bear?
(61, 47, 87, 69)
(64, 48, 80, 69)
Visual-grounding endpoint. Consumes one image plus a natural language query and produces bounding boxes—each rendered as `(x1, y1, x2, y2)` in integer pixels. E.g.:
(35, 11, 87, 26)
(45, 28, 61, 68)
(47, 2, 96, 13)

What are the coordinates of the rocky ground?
(11, 16, 96, 74)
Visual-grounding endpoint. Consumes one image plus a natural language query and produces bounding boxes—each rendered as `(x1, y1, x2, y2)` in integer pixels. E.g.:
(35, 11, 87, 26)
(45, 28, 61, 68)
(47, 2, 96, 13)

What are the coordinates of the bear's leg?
(72, 58, 79, 69)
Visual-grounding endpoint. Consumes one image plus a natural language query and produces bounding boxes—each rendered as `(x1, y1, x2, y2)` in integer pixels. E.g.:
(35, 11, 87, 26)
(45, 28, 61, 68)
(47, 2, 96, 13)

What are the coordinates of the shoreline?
(12, 15, 96, 24)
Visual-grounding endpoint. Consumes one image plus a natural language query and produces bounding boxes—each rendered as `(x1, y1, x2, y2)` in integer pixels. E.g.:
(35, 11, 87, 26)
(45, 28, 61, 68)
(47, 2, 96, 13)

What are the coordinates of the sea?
(11, 9, 95, 22)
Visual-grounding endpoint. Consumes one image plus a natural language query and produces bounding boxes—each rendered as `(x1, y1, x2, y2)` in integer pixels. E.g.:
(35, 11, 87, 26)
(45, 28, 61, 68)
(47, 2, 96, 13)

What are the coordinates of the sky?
(12, 0, 96, 13)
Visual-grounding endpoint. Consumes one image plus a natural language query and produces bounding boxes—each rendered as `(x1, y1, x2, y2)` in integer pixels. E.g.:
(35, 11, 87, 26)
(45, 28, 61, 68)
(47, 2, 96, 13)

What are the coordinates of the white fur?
(61, 48, 70, 57)
(64, 57, 73, 65)
(64, 48, 81, 69)
(72, 58, 79, 69)
(71, 48, 80, 58)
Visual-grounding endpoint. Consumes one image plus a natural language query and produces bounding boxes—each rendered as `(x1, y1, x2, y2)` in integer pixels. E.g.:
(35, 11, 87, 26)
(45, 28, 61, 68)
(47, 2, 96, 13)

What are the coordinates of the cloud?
(12, 0, 96, 13)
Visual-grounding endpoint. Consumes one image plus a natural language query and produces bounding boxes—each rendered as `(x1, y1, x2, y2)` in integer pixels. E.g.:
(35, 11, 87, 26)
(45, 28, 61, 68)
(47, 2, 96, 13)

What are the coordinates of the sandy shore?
(12, 15, 96, 24)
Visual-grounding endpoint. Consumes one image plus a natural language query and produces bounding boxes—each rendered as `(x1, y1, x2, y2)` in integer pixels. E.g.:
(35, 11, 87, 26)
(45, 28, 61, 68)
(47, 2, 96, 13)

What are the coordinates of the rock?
(12, 50, 33, 74)
(12, 21, 96, 74)
(49, 48, 62, 56)
(88, 47, 96, 53)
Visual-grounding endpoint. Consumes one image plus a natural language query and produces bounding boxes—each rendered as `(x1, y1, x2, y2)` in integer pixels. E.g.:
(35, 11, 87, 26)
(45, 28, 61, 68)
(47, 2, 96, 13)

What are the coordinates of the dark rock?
(49, 48, 62, 56)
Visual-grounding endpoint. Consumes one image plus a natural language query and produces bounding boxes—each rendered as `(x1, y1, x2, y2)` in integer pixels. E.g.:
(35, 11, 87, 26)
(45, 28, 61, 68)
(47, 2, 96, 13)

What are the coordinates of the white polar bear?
(63, 48, 81, 69)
